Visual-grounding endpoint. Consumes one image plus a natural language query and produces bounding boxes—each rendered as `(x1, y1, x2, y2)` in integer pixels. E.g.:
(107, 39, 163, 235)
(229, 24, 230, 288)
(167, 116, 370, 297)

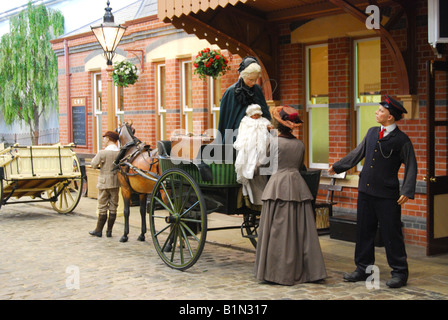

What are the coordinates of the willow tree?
(0, 2, 64, 145)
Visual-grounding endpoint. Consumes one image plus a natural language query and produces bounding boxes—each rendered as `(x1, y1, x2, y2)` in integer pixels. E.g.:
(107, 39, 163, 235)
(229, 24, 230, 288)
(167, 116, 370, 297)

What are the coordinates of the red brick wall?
(328, 37, 353, 163)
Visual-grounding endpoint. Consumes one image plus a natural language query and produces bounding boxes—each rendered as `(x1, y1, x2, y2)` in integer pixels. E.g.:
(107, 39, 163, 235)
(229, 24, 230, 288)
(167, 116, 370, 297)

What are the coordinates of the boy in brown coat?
(89, 131, 120, 237)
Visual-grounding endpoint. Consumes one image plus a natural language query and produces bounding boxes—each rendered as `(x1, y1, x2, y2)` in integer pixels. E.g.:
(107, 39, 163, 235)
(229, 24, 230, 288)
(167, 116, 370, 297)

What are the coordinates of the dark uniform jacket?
(333, 126, 417, 199)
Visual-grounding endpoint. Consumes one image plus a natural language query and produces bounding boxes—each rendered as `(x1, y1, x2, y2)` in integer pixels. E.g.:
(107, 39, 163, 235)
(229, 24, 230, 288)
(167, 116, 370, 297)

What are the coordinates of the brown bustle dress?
(254, 135, 327, 285)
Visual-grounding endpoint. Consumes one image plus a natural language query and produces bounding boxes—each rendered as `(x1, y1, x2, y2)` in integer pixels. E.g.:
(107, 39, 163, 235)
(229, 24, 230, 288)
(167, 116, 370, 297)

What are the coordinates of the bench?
(329, 214, 384, 247)
(314, 171, 346, 235)
(320, 172, 385, 247)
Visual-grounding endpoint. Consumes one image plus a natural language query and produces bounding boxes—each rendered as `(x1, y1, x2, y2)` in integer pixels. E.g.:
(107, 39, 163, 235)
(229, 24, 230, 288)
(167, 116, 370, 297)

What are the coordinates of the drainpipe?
(64, 39, 73, 143)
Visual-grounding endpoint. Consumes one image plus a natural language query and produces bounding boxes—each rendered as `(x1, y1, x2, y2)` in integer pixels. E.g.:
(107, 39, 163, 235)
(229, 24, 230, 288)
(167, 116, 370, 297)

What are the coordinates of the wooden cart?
(146, 141, 321, 271)
(0, 143, 84, 214)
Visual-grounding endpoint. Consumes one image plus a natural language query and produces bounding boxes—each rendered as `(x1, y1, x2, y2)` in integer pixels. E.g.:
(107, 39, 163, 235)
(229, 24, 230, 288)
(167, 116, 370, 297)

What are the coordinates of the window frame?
(93, 72, 103, 152)
(208, 77, 221, 137)
(305, 43, 330, 169)
(353, 37, 381, 171)
(115, 85, 124, 128)
(181, 60, 193, 133)
(157, 63, 167, 141)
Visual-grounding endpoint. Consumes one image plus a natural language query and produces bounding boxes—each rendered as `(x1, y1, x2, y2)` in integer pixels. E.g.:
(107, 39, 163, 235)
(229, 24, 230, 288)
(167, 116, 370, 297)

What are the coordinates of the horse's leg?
(137, 193, 147, 241)
(118, 176, 132, 243)
(120, 198, 131, 243)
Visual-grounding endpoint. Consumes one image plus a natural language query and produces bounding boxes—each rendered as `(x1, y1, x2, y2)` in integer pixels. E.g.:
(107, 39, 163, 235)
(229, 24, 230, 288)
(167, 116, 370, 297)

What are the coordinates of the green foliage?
(0, 1, 64, 143)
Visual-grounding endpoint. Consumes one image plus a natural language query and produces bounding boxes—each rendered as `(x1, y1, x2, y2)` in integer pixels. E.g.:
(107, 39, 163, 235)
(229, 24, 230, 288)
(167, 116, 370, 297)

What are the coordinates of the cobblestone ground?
(0, 202, 447, 303)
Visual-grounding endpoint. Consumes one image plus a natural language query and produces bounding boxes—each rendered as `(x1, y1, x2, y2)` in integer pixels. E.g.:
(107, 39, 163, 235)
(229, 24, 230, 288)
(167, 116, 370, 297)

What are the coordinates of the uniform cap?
(380, 95, 407, 121)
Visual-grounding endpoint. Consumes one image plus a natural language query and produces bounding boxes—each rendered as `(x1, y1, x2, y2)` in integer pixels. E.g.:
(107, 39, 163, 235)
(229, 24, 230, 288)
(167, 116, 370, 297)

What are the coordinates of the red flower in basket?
(194, 48, 231, 81)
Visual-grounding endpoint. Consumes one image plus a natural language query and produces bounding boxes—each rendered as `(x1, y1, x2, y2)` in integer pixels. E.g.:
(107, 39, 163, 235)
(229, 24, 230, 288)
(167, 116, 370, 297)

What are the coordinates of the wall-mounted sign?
(72, 97, 87, 147)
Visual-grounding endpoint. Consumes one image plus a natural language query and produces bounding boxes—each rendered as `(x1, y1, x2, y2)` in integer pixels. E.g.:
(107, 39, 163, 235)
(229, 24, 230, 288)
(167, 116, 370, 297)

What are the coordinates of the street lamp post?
(91, 1, 127, 131)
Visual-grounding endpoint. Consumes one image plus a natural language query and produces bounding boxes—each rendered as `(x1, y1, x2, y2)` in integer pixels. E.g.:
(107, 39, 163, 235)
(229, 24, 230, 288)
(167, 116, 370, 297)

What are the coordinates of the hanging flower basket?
(193, 48, 230, 81)
(112, 60, 139, 87)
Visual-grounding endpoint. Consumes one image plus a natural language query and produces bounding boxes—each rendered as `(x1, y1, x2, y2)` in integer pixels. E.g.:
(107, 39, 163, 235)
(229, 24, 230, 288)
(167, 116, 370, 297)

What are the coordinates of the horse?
(116, 121, 160, 243)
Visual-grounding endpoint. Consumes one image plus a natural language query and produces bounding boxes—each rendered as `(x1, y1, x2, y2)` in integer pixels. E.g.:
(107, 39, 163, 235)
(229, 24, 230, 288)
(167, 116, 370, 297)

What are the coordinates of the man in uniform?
(328, 95, 417, 288)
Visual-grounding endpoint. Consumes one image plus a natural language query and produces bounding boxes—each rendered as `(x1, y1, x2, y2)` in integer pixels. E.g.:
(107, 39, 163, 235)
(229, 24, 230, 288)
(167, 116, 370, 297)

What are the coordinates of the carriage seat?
(170, 134, 213, 160)
(157, 140, 172, 157)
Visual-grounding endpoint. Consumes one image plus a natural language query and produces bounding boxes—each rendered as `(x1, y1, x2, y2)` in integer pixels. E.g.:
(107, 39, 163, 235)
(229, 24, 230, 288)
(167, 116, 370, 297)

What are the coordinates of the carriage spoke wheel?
(48, 158, 83, 214)
(148, 168, 207, 271)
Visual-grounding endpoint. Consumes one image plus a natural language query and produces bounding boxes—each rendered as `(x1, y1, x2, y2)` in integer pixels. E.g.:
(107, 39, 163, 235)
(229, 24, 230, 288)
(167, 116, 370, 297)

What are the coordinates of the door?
(426, 60, 448, 256)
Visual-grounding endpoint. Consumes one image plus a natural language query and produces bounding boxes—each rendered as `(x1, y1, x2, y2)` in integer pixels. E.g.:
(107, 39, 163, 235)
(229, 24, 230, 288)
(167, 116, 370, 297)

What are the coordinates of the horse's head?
(118, 121, 136, 146)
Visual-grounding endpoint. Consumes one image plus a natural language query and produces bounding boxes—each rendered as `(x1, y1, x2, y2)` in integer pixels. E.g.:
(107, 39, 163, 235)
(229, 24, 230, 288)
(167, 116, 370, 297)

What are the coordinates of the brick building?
(52, 0, 448, 253)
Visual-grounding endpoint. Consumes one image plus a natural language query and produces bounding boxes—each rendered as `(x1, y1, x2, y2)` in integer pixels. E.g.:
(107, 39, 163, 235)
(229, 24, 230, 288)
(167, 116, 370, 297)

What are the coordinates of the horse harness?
(117, 140, 160, 192)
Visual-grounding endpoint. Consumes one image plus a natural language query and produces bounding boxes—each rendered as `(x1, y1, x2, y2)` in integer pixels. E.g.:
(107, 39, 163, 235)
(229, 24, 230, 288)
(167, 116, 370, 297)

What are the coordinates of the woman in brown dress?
(254, 106, 327, 285)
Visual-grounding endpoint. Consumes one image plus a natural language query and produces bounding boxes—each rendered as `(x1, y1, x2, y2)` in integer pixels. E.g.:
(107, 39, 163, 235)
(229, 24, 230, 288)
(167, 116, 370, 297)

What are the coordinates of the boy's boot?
(89, 214, 107, 237)
(106, 212, 117, 237)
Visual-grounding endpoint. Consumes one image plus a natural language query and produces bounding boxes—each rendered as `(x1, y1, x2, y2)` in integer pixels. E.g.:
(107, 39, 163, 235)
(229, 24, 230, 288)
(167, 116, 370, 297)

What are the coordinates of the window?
(93, 72, 102, 152)
(354, 38, 381, 169)
(157, 63, 166, 140)
(181, 60, 193, 133)
(209, 77, 221, 137)
(306, 44, 329, 168)
(115, 85, 124, 128)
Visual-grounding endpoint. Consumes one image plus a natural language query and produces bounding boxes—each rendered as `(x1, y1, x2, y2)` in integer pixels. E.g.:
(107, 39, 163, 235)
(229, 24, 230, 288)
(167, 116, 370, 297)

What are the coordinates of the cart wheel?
(48, 158, 83, 214)
(0, 178, 3, 210)
(148, 168, 207, 271)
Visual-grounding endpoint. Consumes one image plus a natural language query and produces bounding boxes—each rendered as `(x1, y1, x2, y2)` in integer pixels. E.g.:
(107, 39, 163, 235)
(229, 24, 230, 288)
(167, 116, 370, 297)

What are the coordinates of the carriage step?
(241, 233, 257, 239)
(241, 221, 258, 239)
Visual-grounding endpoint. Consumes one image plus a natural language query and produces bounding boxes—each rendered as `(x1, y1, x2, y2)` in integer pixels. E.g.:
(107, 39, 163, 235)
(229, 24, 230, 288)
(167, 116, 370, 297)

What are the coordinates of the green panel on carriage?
(158, 157, 239, 187)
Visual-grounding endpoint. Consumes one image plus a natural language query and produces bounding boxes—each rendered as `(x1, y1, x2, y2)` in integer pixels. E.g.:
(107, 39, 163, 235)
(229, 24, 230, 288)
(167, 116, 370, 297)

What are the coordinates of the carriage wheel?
(148, 168, 207, 271)
(48, 158, 83, 214)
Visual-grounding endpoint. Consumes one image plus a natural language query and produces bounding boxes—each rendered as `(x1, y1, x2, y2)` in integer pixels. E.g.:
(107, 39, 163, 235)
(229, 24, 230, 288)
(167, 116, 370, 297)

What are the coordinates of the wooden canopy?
(158, 0, 417, 99)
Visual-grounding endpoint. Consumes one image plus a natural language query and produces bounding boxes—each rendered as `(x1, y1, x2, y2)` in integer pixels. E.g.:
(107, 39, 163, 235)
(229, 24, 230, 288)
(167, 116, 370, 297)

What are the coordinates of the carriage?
(143, 137, 321, 271)
(115, 122, 320, 271)
(0, 143, 84, 213)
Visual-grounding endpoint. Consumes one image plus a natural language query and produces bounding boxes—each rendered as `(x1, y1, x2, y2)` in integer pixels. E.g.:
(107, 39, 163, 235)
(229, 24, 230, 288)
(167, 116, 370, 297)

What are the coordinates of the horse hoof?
(137, 235, 145, 241)
(120, 236, 128, 243)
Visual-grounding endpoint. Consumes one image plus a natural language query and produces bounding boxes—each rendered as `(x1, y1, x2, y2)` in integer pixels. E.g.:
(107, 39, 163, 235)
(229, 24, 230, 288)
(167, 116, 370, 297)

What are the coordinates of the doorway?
(426, 60, 448, 255)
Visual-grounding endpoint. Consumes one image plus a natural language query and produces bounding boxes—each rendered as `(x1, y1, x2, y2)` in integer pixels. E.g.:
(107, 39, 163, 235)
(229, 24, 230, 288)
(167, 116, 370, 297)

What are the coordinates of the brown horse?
(116, 122, 159, 242)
